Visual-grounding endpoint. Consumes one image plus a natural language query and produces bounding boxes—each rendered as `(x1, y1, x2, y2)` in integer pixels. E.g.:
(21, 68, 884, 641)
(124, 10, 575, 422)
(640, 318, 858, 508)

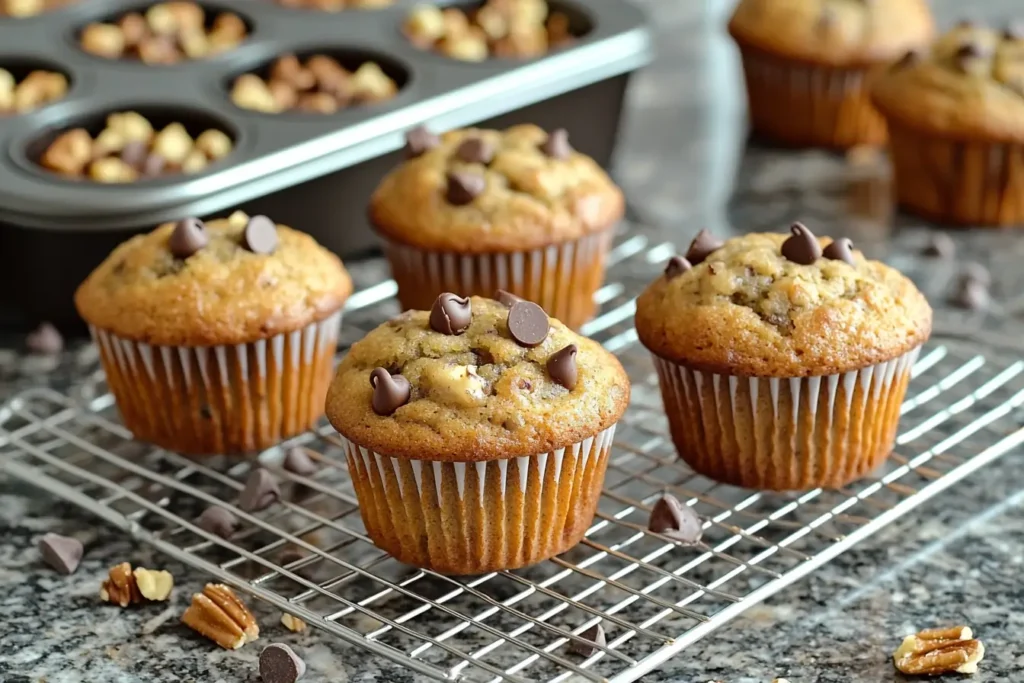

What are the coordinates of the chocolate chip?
(546, 344, 578, 390)
(952, 276, 990, 311)
(239, 468, 280, 512)
(446, 171, 486, 205)
(259, 643, 306, 683)
(507, 301, 549, 347)
(429, 293, 472, 335)
(822, 237, 855, 265)
(781, 222, 822, 265)
(1005, 22, 1024, 40)
(684, 229, 724, 265)
(142, 153, 166, 177)
(922, 234, 955, 258)
(495, 289, 523, 307)
(199, 404, 213, 420)
(648, 494, 703, 544)
(664, 256, 692, 279)
(243, 215, 278, 255)
(283, 447, 318, 476)
(370, 368, 411, 416)
(120, 140, 148, 169)
(540, 128, 571, 160)
(38, 533, 83, 575)
(169, 217, 209, 259)
(963, 262, 992, 287)
(569, 623, 606, 657)
(455, 137, 495, 165)
(195, 506, 238, 538)
(26, 322, 63, 355)
(404, 125, 440, 158)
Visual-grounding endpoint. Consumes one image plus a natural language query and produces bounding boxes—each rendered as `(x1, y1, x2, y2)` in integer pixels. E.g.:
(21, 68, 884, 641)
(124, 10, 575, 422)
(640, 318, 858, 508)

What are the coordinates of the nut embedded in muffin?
(0, 67, 68, 114)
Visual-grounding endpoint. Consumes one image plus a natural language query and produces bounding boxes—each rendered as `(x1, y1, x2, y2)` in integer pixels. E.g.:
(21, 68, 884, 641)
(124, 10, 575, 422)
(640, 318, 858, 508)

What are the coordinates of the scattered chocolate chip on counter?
(79, 2, 248, 64)
(648, 494, 704, 544)
(568, 623, 606, 657)
(231, 53, 399, 114)
(195, 505, 239, 538)
(239, 468, 281, 512)
(0, 0, 76, 17)
(0, 68, 68, 115)
(275, 0, 392, 10)
(38, 532, 84, 575)
(922, 233, 955, 258)
(403, 0, 576, 62)
(26, 321, 64, 355)
(39, 110, 233, 182)
(283, 446, 319, 476)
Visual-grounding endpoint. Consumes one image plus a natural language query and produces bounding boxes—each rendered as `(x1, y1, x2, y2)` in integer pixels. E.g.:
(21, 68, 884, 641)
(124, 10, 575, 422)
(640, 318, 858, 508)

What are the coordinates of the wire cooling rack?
(3, 233, 1024, 682)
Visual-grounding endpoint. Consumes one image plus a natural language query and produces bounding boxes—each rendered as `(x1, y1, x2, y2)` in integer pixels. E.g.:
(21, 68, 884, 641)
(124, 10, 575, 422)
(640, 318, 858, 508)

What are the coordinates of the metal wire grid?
(3, 234, 1024, 683)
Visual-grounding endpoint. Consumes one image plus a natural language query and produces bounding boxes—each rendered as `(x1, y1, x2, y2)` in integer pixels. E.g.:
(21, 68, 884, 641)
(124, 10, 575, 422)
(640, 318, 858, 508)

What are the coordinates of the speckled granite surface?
(4, 1, 1024, 682)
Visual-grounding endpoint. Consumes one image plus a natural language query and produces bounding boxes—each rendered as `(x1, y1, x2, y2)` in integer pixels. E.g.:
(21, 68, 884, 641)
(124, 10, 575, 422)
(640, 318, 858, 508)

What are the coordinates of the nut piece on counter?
(78, 2, 248, 64)
(230, 53, 399, 114)
(99, 562, 145, 607)
(274, 0, 394, 11)
(280, 613, 307, 633)
(133, 567, 174, 601)
(181, 583, 260, 650)
(893, 625, 985, 676)
(404, 0, 575, 61)
(0, 68, 69, 115)
(1, 0, 76, 18)
(41, 128, 93, 176)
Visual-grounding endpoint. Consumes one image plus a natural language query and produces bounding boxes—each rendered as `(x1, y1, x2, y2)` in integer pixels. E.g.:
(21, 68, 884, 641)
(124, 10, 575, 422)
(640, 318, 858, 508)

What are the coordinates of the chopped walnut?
(893, 625, 986, 676)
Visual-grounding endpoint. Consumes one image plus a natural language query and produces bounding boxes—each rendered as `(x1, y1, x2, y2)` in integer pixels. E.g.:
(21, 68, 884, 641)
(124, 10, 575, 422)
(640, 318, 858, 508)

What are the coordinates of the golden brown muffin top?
(872, 22, 1024, 141)
(75, 211, 352, 347)
(326, 295, 629, 461)
(635, 227, 932, 377)
(369, 124, 624, 253)
(728, 0, 934, 67)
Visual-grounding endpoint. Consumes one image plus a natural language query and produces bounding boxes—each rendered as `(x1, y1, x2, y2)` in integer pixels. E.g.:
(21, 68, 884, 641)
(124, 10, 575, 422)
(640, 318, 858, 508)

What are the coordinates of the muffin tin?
(0, 0, 650, 331)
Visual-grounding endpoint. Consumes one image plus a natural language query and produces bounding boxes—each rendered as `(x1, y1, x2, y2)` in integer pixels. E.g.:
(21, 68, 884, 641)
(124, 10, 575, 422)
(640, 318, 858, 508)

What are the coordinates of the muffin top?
(326, 295, 629, 461)
(728, 0, 934, 67)
(635, 225, 932, 377)
(871, 22, 1024, 141)
(369, 124, 624, 253)
(75, 211, 352, 347)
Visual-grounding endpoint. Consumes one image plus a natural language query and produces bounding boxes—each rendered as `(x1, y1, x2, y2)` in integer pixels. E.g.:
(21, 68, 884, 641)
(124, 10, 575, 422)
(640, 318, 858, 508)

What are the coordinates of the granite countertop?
(4, 1, 1024, 682)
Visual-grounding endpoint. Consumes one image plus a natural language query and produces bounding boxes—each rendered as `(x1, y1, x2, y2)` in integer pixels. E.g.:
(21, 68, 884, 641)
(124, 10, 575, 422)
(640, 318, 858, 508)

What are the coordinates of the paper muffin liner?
(738, 45, 887, 149)
(651, 348, 921, 491)
(91, 312, 342, 456)
(339, 424, 617, 575)
(886, 122, 1024, 226)
(383, 229, 613, 331)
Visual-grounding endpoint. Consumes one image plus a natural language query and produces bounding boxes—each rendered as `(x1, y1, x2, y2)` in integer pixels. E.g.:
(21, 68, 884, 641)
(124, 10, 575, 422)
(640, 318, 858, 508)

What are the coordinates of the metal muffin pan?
(0, 0, 651, 331)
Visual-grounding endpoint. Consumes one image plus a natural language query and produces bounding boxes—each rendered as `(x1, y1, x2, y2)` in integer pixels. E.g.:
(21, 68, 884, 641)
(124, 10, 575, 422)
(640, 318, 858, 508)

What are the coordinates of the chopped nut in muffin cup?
(0, 69, 68, 115)
(273, 0, 394, 10)
(2, 0, 76, 17)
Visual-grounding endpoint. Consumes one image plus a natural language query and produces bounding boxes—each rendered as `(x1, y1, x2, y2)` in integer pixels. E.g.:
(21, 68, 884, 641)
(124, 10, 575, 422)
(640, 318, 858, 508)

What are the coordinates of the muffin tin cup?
(650, 347, 922, 491)
(383, 228, 614, 330)
(338, 424, 616, 575)
(89, 311, 342, 456)
(886, 122, 1024, 226)
(737, 45, 888, 149)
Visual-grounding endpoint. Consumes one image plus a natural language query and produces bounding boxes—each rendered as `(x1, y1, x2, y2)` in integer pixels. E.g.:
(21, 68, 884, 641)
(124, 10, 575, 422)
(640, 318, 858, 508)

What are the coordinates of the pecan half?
(99, 562, 144, 607)
(181, 584, 259, 649)
(893, 625, 985, 675)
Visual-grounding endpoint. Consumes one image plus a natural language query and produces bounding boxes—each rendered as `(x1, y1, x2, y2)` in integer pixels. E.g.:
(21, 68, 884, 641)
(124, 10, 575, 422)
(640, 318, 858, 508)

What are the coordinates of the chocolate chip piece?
(244, 215, 278, 255)
(370, 368, 411, 416)
(142, 153, 166, 177)
(684, 229, 724, 265)
(239, 468, 280, 512)
(569, 623, 606, 657)
(259, 643, 306, 683)
(283, 447, 318, 476)
(455, 137, 495, 165)
(195, 506, 238, 538)
(648, 494, 704, 544)
(963, 262, 992, 287)
(546, 344, 578, 390)
(952, 277, 990, 311)
(446, 171, 485, 205)
(404, 125, 440, 158)
(781, 222, 822, 265)
(495, 289, 523, 307)
(507, 301, 549, 347)
(26, 322, 63, 355)
(822, 237, 855, 265)
(38, 533, 83, 575)
(922, 234, 955, 258)
(120, 140, 148, 169)
(429, 293, 472, 335)
(169, 217, 209, 259)
(664, 256, 692, 279)
(540, 128, 571, 160)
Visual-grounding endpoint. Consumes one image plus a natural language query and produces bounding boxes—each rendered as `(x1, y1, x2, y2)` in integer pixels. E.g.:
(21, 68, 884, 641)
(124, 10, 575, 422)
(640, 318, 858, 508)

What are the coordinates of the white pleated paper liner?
(652, 347, 921, 491)
(340, 424, 617, 575)
(383, 229, 613, 330)
(91, 311, 342, 456)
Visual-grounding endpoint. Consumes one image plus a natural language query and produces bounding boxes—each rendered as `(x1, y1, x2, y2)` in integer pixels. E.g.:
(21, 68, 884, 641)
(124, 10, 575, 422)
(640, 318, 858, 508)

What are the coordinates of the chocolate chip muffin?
(326, 294, 629, 574)
(729, 0, 934, 148)
(872, 21, 1024, 225)
(76, 211, 352, 455)
(370, 124, 624, 330)
(636, 224, 932, 491)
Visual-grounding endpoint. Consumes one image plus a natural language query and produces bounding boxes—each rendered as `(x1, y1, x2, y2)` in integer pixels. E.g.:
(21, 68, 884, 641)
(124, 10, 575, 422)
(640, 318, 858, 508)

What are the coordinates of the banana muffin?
(636, 224, 932, 490)
(370, 124, 625, 330)
(326, 294, 629, 574)
(729, 0, 934, 148)
(76, 211, 352, 455)
(872, 21, 1024, 225)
